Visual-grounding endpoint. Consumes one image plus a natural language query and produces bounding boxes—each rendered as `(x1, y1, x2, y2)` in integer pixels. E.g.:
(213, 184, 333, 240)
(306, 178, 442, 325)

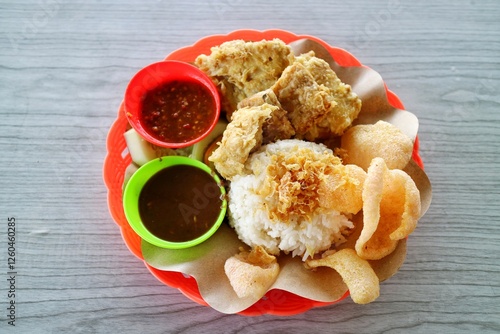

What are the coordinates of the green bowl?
(123, 156, 227, 249)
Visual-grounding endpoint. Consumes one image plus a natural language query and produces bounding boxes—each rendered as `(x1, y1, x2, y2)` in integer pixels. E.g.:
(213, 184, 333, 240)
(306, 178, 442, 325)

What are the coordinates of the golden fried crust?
(195, 39, 295, 118)
(237, 89, 296, 144)
(295, 52, 362, 139)
(208, 104, 277, 180)
(271, 62, 335, 136)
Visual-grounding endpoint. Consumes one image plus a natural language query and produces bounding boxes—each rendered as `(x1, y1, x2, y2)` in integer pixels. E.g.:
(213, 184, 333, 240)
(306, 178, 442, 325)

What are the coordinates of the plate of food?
(103, 29, 432, 316)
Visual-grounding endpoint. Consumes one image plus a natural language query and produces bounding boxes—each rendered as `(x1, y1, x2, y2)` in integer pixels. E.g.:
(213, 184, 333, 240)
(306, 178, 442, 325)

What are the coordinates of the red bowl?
(124, 60, 221, 148)
(104, 29, 423, 316)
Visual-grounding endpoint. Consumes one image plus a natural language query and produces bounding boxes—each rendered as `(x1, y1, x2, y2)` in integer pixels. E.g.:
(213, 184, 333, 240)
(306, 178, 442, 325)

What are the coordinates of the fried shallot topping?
(260, 147, 342, 222)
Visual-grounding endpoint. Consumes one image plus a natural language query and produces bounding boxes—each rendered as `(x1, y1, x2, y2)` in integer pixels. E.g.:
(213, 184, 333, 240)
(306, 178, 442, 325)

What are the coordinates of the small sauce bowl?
(124, 60, 221, 149)
(123, 156, 227, 249)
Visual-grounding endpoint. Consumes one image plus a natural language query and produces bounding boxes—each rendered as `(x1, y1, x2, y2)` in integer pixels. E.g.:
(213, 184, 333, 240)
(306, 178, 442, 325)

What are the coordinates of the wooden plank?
(1, 0, 499, 332)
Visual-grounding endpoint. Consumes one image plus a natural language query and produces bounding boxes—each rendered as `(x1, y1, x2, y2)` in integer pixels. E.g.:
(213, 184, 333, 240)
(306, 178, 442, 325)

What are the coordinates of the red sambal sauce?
(140, 80, 216, 143)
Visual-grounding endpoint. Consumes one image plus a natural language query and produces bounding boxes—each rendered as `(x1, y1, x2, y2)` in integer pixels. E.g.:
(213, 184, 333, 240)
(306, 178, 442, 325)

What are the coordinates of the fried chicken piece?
(271, 62, 336, 137)
(208, 104, 277, 180)
(295, 52, 362, 139)
(237, 89, 295, 144)
(195, 39, 295, 118)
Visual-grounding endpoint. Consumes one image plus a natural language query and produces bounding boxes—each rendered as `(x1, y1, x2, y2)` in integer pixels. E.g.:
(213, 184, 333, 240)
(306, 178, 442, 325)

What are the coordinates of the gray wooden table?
(1, 0, 499, 333)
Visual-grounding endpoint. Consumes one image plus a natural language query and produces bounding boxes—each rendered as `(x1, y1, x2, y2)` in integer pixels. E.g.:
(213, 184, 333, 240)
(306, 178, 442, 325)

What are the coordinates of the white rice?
(228, 139, 353, 261)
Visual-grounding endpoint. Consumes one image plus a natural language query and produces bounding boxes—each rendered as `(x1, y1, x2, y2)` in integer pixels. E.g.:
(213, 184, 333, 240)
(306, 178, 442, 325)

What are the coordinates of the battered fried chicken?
(270, 62, 336, 137)
(237, 89, 295, 144)
(208, 103, 278, 180)
(195, 39, 295, 118)
(294, 51, 362, 139)
(203, 40, 363, 181)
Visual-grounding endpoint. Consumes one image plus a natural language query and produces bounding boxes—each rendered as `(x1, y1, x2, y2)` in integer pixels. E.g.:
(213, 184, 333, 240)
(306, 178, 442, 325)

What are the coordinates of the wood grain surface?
(1, 0, 499, 333)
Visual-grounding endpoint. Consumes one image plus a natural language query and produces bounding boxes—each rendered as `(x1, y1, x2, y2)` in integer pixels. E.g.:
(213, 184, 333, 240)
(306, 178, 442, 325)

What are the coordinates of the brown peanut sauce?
(139, 165, 222, 242)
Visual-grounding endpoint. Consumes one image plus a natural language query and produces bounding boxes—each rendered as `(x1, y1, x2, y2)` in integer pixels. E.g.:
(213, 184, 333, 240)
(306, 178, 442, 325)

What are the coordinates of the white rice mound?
(228, 139, 354, 261)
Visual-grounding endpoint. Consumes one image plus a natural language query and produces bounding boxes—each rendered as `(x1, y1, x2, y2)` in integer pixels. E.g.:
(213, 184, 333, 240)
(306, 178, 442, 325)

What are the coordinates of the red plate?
(103, 29, 423, 316)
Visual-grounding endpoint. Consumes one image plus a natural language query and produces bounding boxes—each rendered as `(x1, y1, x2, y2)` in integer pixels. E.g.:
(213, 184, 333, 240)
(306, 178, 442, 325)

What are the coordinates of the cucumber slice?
(190, 119, 228, 162)
(124, 128, 177, 166)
